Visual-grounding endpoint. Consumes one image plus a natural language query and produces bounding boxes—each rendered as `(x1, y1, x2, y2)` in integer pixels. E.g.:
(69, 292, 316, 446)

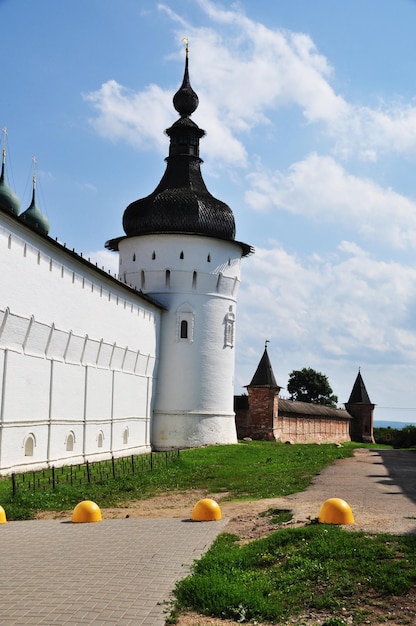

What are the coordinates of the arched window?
(192, 271, 197, 289)
(152, 251, 156, 260)
(180, 251, 184, 259)
(141, 270, 145, 289)
(180, 320, 188, 339)
(176, 303, 195, 343)
(165, 269, 171, 288)
(24, 434, 35, 457)
(207, 253, 211, 262)
(97, 431, 104, 448)
(66, 432, 74, 452)
(123, 428, 129, 445)
(133, 253, 136, 262)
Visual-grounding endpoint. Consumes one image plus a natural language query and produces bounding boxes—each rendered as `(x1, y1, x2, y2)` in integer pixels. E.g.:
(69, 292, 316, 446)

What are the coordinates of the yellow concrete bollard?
(191, 498, 222, 521)
(318, 498, 355, 525)
(71, 500, 102, 523)
(0, 505, 7, 524)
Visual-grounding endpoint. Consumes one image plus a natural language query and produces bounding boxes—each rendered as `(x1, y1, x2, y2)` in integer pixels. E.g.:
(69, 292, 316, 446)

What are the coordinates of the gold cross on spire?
(1, 127, 7, 160)
(182, 37, 189, 57)
(32, 155, 37, 186)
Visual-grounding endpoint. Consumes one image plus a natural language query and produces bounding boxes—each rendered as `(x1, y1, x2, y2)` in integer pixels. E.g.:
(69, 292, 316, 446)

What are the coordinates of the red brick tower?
(345, 370, 375, 443)
(245, 344, 281, 440)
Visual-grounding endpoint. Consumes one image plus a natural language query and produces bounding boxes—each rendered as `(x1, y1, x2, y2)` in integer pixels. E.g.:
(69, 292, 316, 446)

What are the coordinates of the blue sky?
(2, 0, 416, 423)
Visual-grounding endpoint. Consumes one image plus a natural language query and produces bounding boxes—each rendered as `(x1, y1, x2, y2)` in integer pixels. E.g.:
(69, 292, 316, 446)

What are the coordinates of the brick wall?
(235, 392, 351, 444)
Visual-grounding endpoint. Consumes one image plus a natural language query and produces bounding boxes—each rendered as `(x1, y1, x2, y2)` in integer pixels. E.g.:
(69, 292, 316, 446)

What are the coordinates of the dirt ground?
(35, 449, 416, 626)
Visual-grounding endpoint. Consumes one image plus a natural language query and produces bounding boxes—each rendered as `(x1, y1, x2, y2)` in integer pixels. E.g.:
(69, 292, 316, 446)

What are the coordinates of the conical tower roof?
(248, 345, 280, 388)
(347, 370, 372, 404)
(106, 48, 252, 256)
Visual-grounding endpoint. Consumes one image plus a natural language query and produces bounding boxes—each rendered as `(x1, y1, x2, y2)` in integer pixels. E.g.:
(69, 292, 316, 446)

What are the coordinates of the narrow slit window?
(216, 273, 222, 292)
(192, 271, 197, 289)
(152, 251, 156, 260)
(180, 251, 184, 259)
(165, 269, 171, 288)
(180, 320, 188, 339)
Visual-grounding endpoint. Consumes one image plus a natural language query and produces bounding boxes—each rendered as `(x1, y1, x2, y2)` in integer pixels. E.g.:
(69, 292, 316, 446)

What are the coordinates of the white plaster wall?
(0, 213, 160, 473)
(2, 351, 50, 422)
(51, 362, 85, 421)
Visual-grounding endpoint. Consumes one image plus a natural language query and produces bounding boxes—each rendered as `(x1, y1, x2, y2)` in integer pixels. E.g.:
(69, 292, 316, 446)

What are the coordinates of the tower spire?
(173, 39, 199, 118)
(248, 344, 280, 389)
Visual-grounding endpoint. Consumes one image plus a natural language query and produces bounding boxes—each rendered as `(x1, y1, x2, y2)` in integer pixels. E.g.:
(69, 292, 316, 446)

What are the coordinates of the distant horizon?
(374, 420, 416, 429)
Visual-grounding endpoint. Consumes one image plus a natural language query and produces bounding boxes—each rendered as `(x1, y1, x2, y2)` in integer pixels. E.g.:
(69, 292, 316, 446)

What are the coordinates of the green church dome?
(19, 183, 50, 235)
(0, 152, 21, 216)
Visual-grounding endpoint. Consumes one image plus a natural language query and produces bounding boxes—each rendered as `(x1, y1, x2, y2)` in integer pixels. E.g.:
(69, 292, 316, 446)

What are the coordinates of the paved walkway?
(277, 448, 416, 535)
(0, 517, 228, 625)
(1, 448, 416, 625)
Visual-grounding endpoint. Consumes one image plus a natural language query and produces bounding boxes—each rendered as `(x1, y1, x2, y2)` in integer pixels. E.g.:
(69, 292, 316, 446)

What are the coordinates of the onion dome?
(0, 149, 21, 216)
(19, 177, 50, 236)
(107, 48, 251, 256)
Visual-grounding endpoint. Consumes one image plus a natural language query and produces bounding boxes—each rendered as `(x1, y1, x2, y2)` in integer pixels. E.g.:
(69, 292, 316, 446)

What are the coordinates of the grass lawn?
(2, 440, 410, 625)
(173, 525, 416, 625)
(0, 441, 358, 520)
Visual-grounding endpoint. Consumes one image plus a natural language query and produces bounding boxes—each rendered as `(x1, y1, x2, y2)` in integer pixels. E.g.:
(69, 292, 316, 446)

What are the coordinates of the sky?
(2, 0, 416, 423)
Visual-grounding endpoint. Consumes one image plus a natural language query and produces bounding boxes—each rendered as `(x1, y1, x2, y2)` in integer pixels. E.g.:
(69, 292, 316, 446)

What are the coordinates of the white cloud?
(86, 249, 119, 275)
(334, 100, 416, 161)
(84, 2, 416, 170)
(246, 153, 416, 249)
(84, 80, 172, 154)
(237, 243, 416, 383)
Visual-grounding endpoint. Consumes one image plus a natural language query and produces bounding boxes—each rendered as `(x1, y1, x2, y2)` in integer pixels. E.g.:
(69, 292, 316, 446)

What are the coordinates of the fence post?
(86, 460, 91, 484)
(131, 455, 134, 475)
(52, 466, 56, 490)
(150, 452, 153, 470)
(12, 473, 16, 497)
(112, 456, 116, 479)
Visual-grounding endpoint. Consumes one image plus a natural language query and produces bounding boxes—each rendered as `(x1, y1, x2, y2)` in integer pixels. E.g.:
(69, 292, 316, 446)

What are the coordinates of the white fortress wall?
(0, 213, 162, 474)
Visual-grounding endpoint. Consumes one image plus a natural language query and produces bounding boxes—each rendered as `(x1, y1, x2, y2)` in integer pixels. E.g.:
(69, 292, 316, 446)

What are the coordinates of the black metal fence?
(11, 450, 180, 496)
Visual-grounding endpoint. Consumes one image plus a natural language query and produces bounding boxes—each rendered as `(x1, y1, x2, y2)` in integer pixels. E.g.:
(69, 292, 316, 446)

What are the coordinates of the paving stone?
(0, 517, 227, 625)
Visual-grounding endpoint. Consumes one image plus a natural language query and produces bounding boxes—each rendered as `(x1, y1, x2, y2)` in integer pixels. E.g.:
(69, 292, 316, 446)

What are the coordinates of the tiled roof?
(278, 398, 352, 420)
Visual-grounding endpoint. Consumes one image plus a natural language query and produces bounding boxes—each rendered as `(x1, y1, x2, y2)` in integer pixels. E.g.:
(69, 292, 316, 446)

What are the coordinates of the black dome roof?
(120, 53, 237, 244)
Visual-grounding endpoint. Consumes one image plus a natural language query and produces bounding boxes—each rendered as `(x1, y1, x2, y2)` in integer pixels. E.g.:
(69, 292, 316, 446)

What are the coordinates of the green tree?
(287, 367, 338, 407)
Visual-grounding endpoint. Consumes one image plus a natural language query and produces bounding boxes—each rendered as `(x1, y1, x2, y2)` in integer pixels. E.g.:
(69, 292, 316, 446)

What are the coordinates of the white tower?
(106, 49, 252, 449)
